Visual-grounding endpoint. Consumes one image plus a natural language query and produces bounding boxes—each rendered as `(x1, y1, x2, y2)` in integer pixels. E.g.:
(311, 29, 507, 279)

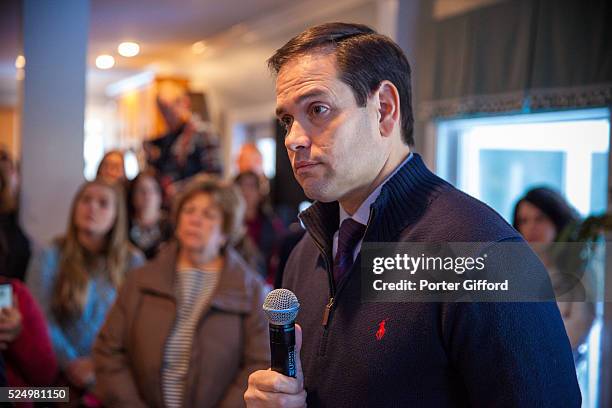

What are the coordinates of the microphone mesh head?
(263, 289, 300, 325)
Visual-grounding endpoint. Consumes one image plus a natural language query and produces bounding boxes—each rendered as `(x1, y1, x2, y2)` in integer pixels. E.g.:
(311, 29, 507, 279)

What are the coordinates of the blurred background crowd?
(0, 0, 610, 406)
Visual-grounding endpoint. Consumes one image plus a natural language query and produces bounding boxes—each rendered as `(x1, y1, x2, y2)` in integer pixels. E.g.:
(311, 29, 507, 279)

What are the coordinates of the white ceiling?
(87, 0, 293, 70)
(0, 0, 378, 106)
(0, 0, 292, 67)
(0, 0, 502, 110)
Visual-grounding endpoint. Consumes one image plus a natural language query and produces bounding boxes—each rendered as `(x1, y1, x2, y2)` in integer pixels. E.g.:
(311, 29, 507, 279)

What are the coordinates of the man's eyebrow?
(275, 89, 328, 117)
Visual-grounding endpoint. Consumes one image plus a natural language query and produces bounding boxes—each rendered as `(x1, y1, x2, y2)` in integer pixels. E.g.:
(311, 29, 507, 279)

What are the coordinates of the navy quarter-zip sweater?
(282, 154, 581, 407)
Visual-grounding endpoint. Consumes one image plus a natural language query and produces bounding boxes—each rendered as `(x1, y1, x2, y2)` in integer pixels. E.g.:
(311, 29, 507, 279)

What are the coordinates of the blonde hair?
(52, 180, 130, 323)
(172, 174, 245, 246)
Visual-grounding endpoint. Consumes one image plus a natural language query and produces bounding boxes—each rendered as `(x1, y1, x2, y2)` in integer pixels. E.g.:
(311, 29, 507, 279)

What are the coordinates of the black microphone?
(262, 289, 300, 378)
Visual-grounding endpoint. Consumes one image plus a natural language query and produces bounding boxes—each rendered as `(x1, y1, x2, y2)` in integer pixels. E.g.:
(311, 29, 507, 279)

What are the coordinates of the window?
(436, 107, 611, 408)
(436, 108, 610, 221)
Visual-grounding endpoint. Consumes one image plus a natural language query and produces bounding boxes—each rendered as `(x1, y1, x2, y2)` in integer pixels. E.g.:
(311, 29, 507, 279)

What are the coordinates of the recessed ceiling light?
(192, 41, 207, 54)
(118, 42, 140, 57)
(15, 55, 25, 69)
(96, 54, 115, 69)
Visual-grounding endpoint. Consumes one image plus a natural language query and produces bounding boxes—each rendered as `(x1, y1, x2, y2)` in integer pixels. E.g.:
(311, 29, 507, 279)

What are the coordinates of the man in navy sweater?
(245, 22, 580, 407)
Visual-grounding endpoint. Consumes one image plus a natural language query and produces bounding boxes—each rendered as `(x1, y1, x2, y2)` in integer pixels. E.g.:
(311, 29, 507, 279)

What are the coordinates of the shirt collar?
(339, 152, 413, 227)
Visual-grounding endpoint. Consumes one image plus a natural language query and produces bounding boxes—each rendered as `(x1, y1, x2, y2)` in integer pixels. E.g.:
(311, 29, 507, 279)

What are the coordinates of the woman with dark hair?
(27, 180, 144, 393)
(94, 175, 269, 408)
(513, 187, 580, 243)
(513, 186, 594, 351)
(127, 171, 172, 259)
(234, 171, 285, 283)
(0, 149, 30, 281)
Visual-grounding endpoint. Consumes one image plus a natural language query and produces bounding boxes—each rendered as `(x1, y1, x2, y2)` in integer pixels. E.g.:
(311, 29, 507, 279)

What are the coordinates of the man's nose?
(285, 121, 311, 152)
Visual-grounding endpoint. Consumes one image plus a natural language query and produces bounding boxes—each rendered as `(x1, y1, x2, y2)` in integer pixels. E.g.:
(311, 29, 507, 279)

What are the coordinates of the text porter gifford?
(372, 279, 509, 291)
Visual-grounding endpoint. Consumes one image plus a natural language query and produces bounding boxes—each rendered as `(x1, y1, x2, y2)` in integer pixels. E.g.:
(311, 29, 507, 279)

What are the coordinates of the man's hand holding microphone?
(245, 289, 307, 408)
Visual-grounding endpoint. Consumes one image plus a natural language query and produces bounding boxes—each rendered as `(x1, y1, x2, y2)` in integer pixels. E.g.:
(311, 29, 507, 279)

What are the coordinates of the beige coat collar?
(136, 240, 255, 314)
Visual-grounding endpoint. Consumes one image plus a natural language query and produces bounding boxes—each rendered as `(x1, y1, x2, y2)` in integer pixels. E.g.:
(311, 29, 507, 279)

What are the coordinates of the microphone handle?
(269, 322, 297, 378)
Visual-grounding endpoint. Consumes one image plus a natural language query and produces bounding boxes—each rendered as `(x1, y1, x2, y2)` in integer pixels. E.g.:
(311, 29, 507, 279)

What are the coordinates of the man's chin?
(300, 182, 338, 203)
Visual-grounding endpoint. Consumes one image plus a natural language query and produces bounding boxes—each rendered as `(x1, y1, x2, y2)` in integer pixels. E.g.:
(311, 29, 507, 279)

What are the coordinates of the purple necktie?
(333, 218, 366, 284)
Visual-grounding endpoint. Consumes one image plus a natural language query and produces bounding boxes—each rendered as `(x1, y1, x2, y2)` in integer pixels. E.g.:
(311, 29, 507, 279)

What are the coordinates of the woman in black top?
(127, 171, 172, 259)
(0, 149, 30, 281)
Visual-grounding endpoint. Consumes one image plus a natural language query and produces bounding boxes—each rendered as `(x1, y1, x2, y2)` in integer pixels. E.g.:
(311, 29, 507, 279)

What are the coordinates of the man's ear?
(374, 80, 400, 137)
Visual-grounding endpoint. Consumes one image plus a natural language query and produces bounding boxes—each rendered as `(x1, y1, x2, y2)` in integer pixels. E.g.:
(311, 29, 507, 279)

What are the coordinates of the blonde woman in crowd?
(27, 180, 144, 396)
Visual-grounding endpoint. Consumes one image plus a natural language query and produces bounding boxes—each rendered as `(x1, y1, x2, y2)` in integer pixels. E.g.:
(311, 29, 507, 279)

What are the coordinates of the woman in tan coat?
(93, 175, 270, 408)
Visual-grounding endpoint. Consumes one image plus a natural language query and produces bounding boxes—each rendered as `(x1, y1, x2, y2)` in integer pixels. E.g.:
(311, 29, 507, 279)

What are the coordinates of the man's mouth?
(294, 160, 320, 172)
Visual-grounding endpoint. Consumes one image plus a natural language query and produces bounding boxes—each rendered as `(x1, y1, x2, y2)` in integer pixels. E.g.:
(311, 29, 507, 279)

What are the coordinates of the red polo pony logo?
(376, 319, 388, 341)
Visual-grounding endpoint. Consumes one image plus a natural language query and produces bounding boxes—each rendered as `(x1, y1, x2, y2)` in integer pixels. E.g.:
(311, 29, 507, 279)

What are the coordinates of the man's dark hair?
(268, 22, 414, 146)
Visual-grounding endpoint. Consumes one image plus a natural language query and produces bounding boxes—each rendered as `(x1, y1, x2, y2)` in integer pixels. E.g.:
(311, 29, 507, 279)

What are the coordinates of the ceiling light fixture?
(96, 54, 115, 69)
(118, 42, 140, 57)
(15, 55, 25, 69)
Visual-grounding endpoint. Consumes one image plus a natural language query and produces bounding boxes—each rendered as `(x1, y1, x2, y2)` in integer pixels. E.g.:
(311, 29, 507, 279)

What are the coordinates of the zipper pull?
(322, 297, 334, 327)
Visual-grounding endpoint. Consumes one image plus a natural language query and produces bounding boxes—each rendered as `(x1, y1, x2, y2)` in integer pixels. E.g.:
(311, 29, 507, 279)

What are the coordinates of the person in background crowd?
(94, 175, 269, 408)
(236, 142, 265, 176)
(127, 171, 172, 259)
(0, 276, 58, 407)
(274, 223, 306, 289)
(513, 186, 595, 352)
(234, 171, 285, 284)
(0, 148, 30, 281)
(235, 142, 271, 200)
(232, 228, 266, 282)
(96, 150, 127, 187)
(0, 356, 5, 388)
(144, 91, 222, 206)
(27, 180, 143, 398)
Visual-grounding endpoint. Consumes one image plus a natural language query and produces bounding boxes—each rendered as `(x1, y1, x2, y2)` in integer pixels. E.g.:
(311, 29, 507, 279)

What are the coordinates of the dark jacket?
(93, 242, 270, 408)
(128, 216, 173, 260)
(0, 212, 31, 281)
(146, 122, 222, 183)
(283, 154, 581, 407)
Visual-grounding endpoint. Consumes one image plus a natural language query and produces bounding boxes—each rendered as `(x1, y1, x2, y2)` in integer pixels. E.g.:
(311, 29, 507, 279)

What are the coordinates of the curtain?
(417, 0, 612, 119)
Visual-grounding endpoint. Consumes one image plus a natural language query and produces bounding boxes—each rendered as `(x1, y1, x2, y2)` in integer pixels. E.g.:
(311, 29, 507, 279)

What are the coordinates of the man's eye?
(310, 104, 329, 116)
